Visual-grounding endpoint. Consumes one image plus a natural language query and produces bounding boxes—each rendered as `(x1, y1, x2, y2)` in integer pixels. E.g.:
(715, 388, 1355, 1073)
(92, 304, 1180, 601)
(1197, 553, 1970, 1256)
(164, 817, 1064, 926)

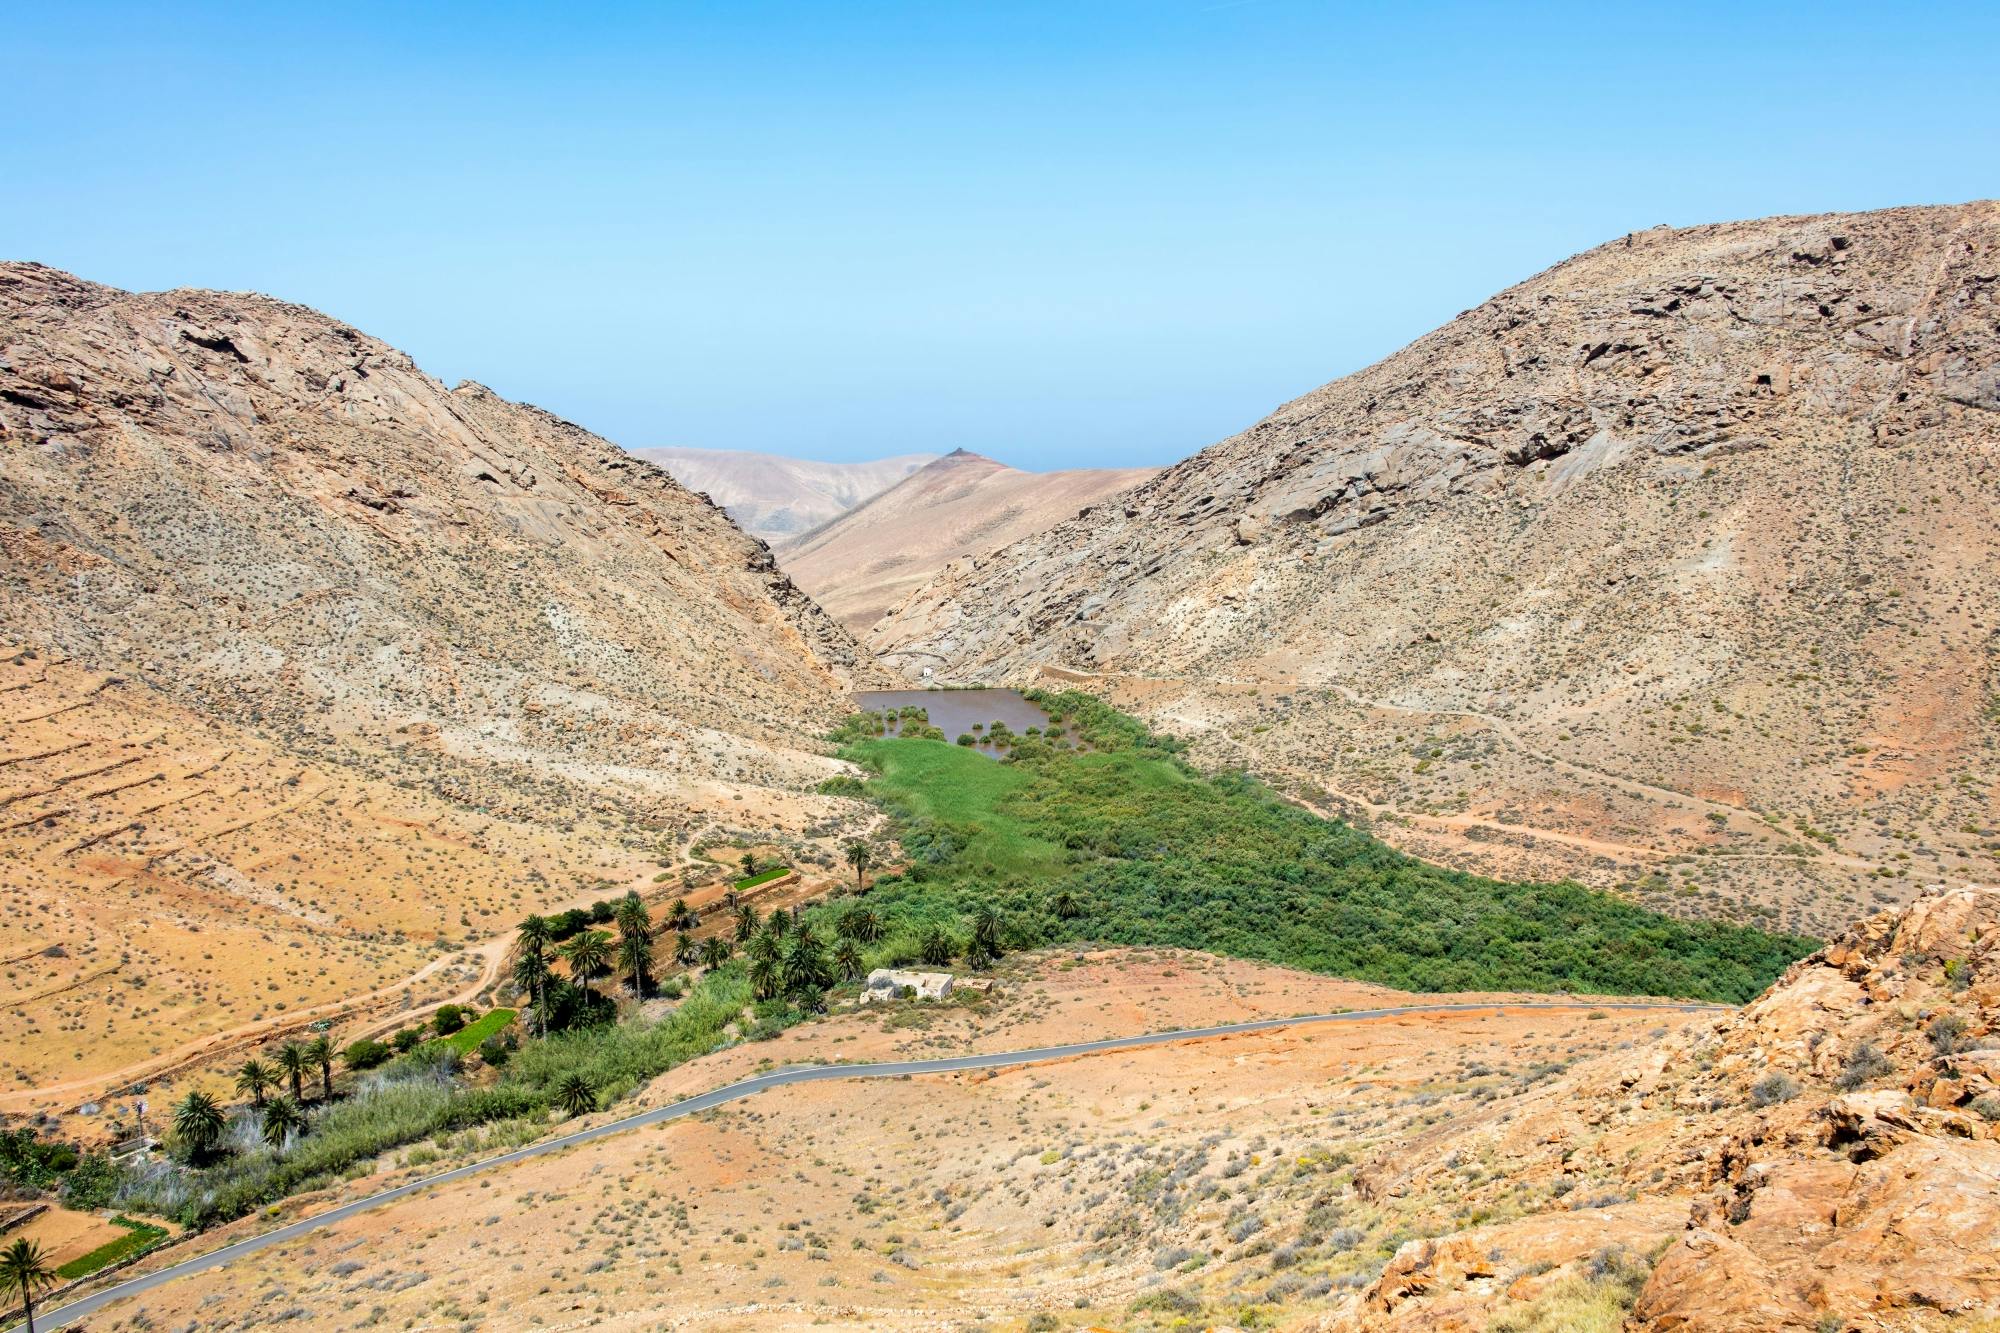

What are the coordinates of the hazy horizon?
(8, 1, 1997, 470)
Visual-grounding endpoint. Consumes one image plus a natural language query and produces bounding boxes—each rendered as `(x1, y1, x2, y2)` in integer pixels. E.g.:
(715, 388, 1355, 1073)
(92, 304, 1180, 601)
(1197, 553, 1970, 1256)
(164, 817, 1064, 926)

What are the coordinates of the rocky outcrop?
(1313, 884, 2000, 1330)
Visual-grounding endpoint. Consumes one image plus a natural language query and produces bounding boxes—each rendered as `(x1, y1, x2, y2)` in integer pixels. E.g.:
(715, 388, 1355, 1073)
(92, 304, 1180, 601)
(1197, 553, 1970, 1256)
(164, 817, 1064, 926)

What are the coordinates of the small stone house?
(862, 968, 954, 1002)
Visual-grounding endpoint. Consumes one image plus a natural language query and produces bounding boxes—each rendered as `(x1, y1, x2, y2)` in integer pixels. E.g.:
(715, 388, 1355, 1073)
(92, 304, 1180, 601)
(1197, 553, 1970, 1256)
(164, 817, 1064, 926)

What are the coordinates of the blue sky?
(8, 3, 1996, 470)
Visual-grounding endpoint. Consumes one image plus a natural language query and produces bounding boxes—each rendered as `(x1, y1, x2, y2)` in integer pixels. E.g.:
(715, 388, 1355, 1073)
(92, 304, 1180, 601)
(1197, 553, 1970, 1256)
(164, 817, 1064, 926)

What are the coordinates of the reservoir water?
(853, 688, 1053, 757)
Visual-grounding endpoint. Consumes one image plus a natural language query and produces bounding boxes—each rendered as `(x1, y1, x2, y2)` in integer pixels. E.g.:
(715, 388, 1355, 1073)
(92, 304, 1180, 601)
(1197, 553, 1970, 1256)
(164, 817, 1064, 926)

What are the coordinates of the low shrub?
(343, 1039, 392, 1071)
(1927, 1012, 1971, 1056)
(1836, 1041, 1892, 1090)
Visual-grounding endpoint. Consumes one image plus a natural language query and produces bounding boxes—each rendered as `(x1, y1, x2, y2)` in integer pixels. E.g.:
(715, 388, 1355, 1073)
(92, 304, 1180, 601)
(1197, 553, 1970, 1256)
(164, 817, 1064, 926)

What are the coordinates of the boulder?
(1632, 1228, 1817, 1330)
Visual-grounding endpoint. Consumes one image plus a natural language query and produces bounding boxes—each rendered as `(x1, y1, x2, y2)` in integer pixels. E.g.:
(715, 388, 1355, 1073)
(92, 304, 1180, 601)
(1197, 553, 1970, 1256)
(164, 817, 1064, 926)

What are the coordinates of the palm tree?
(766, 908, 791, 939)
(740, 851, 756, 880)
(667, 896, 696, 931)
(612, 892, 651, 941)
(968, 906, 1003, 968)
(512, 950, 553, 1037)
(782, 931, 832, 1008)
(2, 1237, 57, 1333)
(748, 953, 780, 1002)
(699, 936, 731, 970)
(554, 1073, 596, 1118)
(844, 840, 873, 893)
(172, 1089, 226, 1161)
(561, 929, 613, 987)
(734, 902, 758, 943)
(236, 1057, 277, 1108)
(1050, 888, 1081, 920)
(833, 938, 864, 983)
(839, 904, 883, 943)
(746, 927, 783, 967)
(275, 1041, 310, 1104)
(919, 925, 956, 967)
(617, 927, 655, 998)
(304, 1034, 335, 1102)
(515, 915, 555, 1033)
(674, 931, 698, 967)
(260, 1095, 304, 1152)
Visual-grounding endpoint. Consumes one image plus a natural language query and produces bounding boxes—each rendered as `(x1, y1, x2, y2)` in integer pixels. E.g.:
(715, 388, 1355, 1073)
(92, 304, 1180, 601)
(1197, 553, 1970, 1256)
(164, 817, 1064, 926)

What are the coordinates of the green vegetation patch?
(844, 691, 1815, 1003)
(436, 1008, 516, 1055)
(56, 1214, 169, 1280)
(733, 865, 791, 891)
(125, 972, 757, 1231)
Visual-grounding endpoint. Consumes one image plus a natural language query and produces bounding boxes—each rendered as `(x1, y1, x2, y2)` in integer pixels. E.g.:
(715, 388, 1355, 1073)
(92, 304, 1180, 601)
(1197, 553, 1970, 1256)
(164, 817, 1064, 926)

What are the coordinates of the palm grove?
(91, 854, 1010, 1231)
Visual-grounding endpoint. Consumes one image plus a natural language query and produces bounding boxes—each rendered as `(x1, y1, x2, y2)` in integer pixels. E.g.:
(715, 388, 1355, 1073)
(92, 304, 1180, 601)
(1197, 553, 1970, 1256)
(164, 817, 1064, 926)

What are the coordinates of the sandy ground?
(1, 654, 882, 1125)
(70, 949, 1706, 1332)
(10, 1203, 125, 1269)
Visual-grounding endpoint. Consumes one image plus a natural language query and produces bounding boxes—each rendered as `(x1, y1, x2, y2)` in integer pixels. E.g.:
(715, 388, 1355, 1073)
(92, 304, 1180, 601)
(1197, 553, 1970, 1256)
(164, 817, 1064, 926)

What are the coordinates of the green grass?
(732, 865, 791, 891)
(844, 737, 1062, 882)
(55, 1214, 168, 1279)
(436, 1008, 515, 1055)
(839, 690, 1816, 1003)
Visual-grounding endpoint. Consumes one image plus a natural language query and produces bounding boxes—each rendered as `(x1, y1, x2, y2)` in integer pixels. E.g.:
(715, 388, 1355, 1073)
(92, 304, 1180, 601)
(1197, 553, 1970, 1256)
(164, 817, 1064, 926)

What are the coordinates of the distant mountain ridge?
(776, 448, 1156, 636)
(633, 445, 936, 539)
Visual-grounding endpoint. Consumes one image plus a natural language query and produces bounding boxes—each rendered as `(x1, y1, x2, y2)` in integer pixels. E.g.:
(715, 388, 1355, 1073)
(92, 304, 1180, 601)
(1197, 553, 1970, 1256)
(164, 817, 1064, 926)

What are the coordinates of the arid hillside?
(635, 444, 936, 539)
(877, 203, 2000, 937)
(82, 885, 2000, 1331)
(779, 448, 1156, 634)
(0, 263, 878, 1097)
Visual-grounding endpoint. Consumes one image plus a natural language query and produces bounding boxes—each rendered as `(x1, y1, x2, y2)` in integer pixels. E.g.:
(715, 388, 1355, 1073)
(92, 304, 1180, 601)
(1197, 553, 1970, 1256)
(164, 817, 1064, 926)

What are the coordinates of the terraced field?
(0, 651, 651, 1104)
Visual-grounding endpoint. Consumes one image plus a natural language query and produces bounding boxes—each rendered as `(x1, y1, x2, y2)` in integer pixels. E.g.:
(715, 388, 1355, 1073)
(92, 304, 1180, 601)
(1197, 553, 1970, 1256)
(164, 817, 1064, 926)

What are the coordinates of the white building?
(862, 968, 954, 1002)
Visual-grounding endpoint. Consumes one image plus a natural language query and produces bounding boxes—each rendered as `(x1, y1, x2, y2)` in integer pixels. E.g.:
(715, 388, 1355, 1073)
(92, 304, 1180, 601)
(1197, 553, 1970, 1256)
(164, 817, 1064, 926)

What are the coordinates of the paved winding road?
(9, 1000, 1724, 1332)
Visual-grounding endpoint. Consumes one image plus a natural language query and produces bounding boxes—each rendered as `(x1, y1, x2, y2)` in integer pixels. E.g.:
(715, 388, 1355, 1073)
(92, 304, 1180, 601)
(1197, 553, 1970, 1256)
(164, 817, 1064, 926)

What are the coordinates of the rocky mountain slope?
(0, 262, 877, 1095)
(634, 444, 936, 539)
(778, 448, 1156, 634)
(876, 203, 2000, 937)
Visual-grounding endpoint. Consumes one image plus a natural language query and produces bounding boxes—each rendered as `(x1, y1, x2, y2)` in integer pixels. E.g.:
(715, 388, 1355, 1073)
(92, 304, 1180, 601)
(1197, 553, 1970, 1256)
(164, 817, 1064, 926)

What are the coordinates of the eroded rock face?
(1632, 1228, 1817, 1331)
(1306, 885, 2000, 1330)
(0, 262, 879, 797)
(875, 203, 2000, 936)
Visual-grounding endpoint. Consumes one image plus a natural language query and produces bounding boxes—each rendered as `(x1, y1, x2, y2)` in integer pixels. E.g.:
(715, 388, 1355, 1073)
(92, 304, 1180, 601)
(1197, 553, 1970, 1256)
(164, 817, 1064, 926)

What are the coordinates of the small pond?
(853, 688, 1053, 758)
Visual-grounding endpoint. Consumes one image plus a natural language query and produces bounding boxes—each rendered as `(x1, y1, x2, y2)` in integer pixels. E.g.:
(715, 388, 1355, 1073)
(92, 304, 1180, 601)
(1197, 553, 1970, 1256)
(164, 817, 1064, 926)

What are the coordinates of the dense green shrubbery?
(111, 970, 759, 1230)
(60, 1152, 120, 1210)
(840, 691, 1814, 1003)
(342, 1038, 392, 1071)
(0, 1126, 79, 1190)
(502, 972, 751, 1106)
